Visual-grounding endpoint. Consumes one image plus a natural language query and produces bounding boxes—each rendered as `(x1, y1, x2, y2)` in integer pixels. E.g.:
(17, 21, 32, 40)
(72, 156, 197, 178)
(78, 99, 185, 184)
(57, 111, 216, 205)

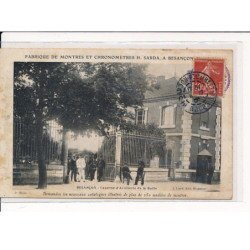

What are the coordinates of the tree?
(14, 62, 151, 188)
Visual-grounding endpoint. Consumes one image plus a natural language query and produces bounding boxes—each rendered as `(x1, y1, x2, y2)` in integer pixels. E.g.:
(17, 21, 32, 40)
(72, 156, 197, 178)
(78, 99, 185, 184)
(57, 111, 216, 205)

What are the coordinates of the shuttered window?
(200, 111, 209, 129)
(161, 106, 175, 127)
(136, 109, 146, 125)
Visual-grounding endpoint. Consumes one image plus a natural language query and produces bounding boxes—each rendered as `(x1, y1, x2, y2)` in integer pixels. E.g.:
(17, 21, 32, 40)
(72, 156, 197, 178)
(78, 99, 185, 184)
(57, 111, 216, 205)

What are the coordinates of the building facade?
(135, 76, 221, 171)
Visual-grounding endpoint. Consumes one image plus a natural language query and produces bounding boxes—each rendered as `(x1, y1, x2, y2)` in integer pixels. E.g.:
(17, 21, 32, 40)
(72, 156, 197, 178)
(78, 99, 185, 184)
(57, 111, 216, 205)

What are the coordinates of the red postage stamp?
(193, 58, 224, 97)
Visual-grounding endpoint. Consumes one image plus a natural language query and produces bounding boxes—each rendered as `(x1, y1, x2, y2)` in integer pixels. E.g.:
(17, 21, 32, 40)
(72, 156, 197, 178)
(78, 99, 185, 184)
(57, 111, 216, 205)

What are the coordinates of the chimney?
(157, 75, 165, 83)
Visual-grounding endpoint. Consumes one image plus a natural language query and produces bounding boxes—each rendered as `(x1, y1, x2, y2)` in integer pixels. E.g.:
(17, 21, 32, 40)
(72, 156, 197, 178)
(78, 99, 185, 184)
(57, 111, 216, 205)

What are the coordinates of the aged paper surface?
(0, 48, 233, 199)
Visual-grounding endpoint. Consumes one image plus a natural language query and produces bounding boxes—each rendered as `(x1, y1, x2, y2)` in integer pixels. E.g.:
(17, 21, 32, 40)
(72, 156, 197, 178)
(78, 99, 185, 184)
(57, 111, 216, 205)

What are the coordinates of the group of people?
(121, 160, 145, 186)
(67, 154, 215, 185)
(67, 153, 106, 183)
(66, 153, 145, 186)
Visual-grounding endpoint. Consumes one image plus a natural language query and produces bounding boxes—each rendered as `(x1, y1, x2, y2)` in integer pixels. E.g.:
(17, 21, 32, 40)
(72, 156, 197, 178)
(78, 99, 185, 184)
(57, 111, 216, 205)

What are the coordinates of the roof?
(197, 149, 212, 156)
(144, 76, 222, 107)
(144, 76, 178, 100)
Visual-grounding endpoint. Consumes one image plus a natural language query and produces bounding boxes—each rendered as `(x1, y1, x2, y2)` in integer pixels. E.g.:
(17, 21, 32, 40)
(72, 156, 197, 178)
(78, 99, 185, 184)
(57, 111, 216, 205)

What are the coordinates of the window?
(199, 139, 209, 152)
(201, 121, 208, 128)
(136, 109, 146, 125)
(161, 106, 175, 128)
(200, 111, 209, 130)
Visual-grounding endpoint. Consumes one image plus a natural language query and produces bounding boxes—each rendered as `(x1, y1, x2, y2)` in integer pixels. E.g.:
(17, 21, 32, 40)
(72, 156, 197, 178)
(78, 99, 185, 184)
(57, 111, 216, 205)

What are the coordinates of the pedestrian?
(89, 154, 97, 181)
(70, 155, 78, 182)
(65, 155, 72, 183)
(85, 155, 90, 180)
(201, 158, 209, 183)
(97, 154, 106, 182)
(122, 162, 132, 185)
(207, 163, 215, 184)
(76, 155, 86, 181)
(196, 157, 207, 183)
(195, 161, 202, 183)
(134, 160, 145, 185)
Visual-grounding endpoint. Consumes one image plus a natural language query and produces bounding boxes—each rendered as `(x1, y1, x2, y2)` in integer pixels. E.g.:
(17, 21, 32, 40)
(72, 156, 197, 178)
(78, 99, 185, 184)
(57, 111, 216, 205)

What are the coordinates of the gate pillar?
(115, 131, 122, 181)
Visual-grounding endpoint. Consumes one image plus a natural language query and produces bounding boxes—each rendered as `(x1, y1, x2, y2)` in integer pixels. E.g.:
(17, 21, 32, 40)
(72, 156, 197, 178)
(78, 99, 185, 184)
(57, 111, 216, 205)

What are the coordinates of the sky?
(68, 132, 104, 152)
(147, 63, 191, 79)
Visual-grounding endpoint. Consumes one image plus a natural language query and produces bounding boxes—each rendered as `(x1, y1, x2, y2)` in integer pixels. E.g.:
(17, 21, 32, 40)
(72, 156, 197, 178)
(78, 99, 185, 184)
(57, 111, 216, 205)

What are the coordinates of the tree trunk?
(36, 120, 47, 189)
(61, 128, 69, 183)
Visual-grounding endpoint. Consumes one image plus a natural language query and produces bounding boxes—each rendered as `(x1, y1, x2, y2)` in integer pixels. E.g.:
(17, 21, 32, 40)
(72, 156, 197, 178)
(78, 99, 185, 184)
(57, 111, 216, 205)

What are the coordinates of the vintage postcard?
(0, 47, 233, 200)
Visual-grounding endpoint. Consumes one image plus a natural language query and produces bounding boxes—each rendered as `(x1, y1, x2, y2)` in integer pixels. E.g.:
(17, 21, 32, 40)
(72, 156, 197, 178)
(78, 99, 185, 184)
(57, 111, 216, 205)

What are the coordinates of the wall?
(144, 98, 183, 133)
(143, 96, 219, 171)
(191, 106, 217, 137)
(13, 164, 64, 185)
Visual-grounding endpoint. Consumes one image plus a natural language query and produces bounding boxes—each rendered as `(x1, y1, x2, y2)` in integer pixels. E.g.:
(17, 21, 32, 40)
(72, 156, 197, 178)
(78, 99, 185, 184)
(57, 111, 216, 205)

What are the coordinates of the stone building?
(135, 76, 221, 171)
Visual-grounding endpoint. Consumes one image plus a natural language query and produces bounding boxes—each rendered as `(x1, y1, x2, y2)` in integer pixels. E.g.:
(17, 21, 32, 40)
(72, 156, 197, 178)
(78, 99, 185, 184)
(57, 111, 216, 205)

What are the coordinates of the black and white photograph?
(0, 48, 233, 199)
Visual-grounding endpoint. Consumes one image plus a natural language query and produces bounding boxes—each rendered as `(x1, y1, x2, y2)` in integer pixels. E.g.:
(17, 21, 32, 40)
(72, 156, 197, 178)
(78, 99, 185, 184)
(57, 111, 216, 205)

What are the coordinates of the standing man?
(207, 162, 215, 184)
(122, 162, 132, 185)
(65, 155, 72, 183)
(89, 154, 97, 181)
(84, 155, 90, 180)
(202, 158, 209, 183)
(196, 158, 202, 183)
(196, 157, 207, 183)
(70, 155, 78, 182)
(134, 160, 145, 185)
(97, 154, 106, 182)
(76, 155, 86, 181)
